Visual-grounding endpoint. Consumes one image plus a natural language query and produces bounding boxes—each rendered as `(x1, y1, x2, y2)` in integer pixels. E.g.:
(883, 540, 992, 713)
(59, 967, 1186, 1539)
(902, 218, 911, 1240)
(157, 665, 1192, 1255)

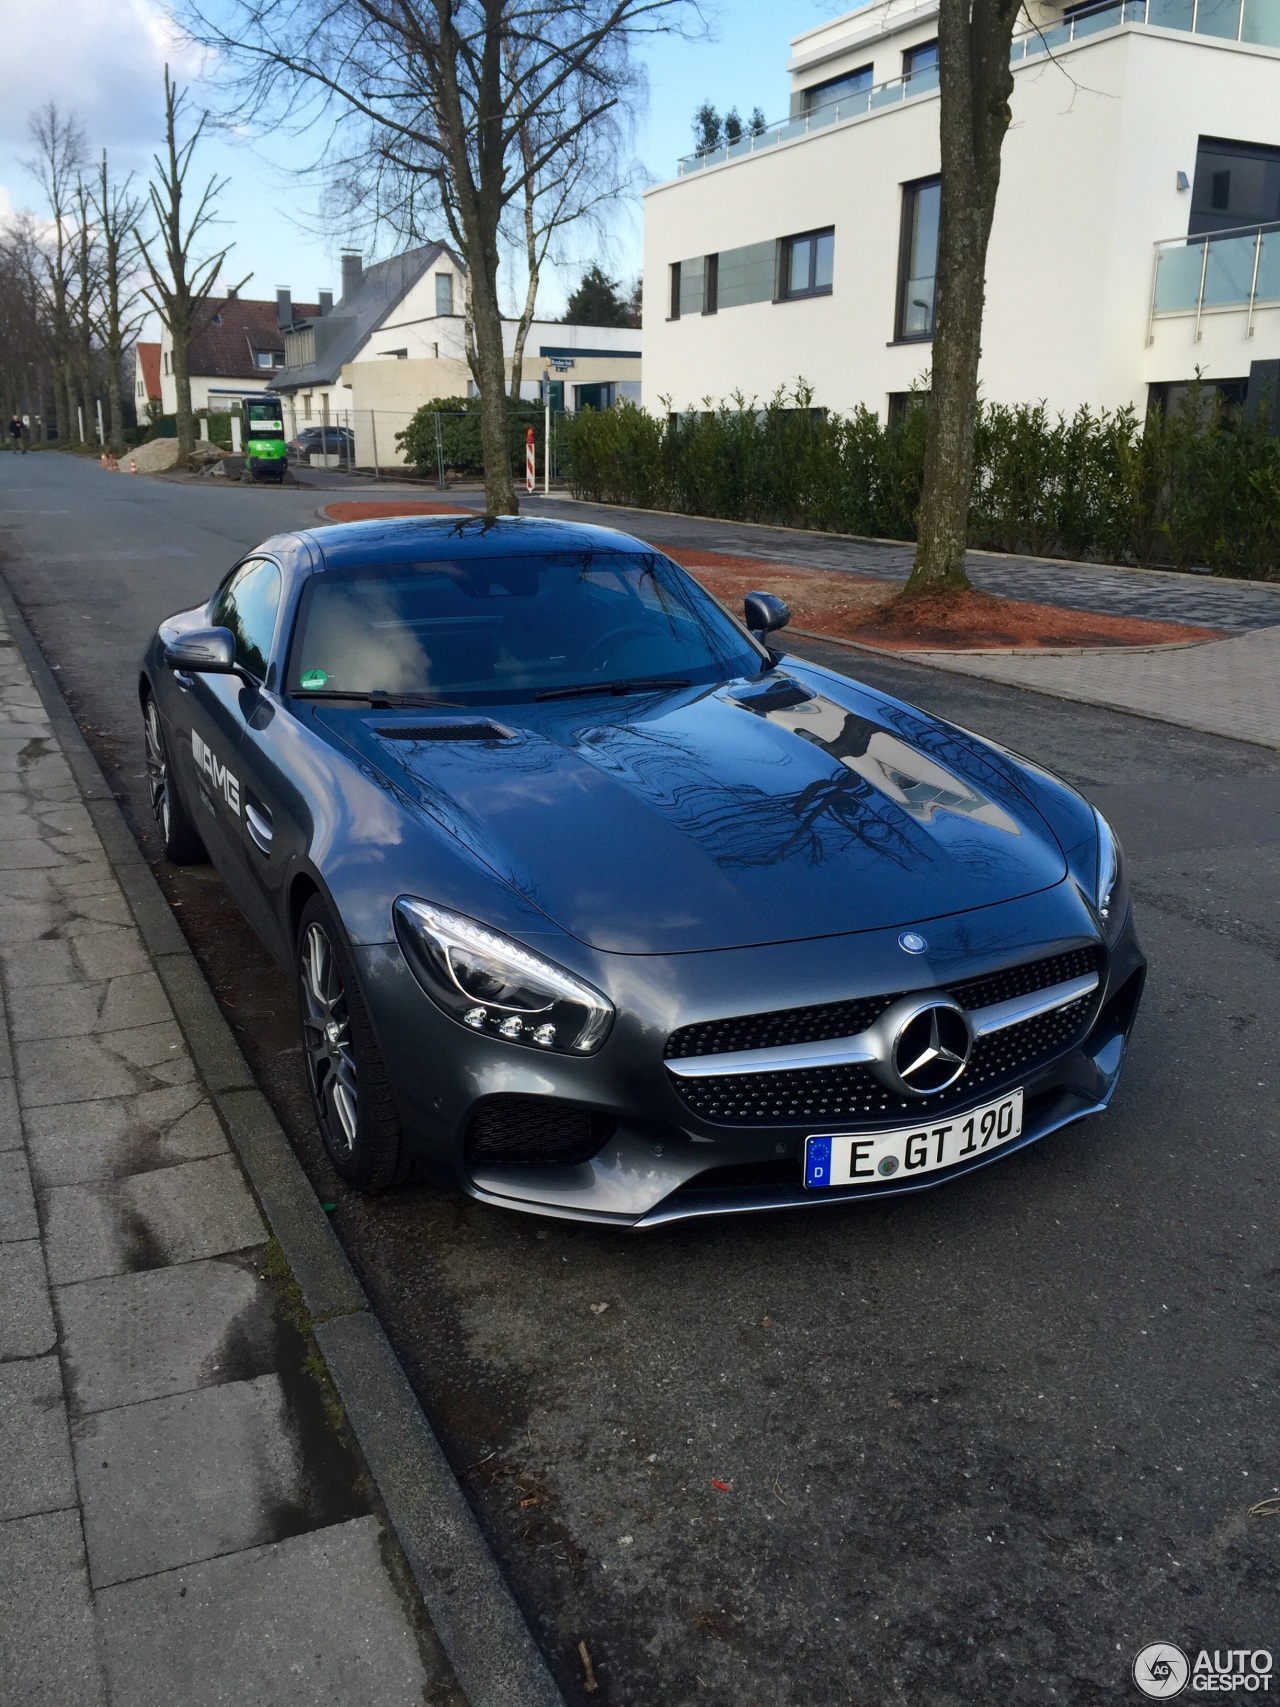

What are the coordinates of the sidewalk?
(0, 609, 457, 1704)
(896, 622, 1280, 749)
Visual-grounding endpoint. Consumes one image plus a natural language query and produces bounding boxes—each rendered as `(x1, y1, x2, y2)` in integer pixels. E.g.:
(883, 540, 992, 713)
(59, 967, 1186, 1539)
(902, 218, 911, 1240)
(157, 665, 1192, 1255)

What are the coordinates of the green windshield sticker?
(300, 669, 328, 690)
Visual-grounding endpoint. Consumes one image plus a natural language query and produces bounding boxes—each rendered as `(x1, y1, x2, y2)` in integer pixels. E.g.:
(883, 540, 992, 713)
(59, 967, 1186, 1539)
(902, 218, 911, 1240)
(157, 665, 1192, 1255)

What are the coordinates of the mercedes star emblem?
(890, 1001, 972, 1095)
(898, 931, 928, 954)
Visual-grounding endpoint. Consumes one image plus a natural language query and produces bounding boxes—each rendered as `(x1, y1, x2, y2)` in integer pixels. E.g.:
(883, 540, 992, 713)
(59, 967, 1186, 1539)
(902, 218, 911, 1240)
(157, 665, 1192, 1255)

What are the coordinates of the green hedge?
(560, 385, 1280, 578)
(397, 396, 547, 478)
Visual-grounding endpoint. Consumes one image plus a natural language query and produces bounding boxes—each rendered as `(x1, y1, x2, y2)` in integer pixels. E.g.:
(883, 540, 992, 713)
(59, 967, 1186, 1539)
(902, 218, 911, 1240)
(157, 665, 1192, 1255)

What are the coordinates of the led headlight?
(393, 898, 613, 1055)
(1092, 808, 1126, 937)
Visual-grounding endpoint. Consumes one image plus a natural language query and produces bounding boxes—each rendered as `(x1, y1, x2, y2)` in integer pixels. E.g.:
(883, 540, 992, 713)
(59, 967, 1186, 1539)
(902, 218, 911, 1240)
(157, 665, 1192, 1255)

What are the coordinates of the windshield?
(246, 403, 283, 433)
(286, 550, 765, 701)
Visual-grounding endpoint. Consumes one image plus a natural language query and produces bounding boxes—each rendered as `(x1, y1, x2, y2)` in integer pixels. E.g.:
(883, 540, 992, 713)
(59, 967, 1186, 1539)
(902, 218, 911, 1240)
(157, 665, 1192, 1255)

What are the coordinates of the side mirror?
(744, 591, 791, 641)
(163, 626, 238, 674)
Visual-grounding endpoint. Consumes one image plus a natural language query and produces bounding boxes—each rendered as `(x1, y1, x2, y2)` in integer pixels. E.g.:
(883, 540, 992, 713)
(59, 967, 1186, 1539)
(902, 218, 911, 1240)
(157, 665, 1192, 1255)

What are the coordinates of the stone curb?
(0, 575, 565, 1707)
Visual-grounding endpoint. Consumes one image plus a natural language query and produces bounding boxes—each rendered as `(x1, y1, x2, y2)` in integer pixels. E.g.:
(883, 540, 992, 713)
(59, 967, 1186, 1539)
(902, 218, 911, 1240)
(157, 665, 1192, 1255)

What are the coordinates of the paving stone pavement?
(895, 622, 1280, 750)
(519, 494, 1280, 633)
(0, 608, 458, 1705)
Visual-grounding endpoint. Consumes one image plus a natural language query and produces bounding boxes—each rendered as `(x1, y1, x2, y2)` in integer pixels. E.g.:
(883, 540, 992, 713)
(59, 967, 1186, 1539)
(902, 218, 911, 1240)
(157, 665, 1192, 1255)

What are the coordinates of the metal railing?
(1149, 220, 1280, 341)
(676, 0, 1280, 176)
(676, 64, 940, 174)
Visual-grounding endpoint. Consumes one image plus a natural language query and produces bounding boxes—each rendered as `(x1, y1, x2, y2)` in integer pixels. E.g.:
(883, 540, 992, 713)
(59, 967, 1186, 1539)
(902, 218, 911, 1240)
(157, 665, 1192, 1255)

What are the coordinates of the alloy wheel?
(143, 699, 172, 844)
(300, 920, 358, 1156)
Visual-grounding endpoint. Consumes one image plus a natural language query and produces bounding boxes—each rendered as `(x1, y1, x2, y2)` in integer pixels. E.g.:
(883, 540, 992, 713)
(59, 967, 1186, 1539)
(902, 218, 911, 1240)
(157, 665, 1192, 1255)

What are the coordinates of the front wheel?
(296, 894, 410, 1192)
(143, 693, 208, 864)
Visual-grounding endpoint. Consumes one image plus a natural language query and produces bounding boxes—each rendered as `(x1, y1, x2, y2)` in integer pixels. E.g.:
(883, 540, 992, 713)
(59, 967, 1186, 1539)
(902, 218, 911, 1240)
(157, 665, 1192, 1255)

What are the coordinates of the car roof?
(295, 513, 653, 570)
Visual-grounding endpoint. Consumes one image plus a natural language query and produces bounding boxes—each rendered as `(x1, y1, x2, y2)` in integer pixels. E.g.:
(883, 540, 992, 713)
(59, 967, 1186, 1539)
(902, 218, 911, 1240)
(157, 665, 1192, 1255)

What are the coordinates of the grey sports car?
(139, 514, 1145, 1226)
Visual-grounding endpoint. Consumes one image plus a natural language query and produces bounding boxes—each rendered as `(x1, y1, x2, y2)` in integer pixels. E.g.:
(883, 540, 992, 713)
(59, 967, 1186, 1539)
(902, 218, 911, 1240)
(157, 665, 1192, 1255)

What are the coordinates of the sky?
(0, 0, 842, 326)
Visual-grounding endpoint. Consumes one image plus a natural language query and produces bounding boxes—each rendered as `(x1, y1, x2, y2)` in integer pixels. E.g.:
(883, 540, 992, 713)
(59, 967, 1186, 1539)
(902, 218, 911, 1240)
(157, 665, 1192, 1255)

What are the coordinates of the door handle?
(173, 671, 194, 691)
(244, 799, 273, 853)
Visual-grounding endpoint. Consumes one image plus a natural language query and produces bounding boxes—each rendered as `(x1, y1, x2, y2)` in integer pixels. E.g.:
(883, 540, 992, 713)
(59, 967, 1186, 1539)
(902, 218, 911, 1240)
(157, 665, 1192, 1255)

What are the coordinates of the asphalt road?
(3, 454, 1279, 1706)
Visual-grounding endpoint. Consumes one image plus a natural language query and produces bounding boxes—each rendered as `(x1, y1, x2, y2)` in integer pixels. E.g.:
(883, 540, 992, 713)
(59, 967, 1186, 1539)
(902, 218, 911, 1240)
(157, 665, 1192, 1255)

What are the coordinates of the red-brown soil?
(321, 499, 476, 521)
(312, 510, 1222, 650)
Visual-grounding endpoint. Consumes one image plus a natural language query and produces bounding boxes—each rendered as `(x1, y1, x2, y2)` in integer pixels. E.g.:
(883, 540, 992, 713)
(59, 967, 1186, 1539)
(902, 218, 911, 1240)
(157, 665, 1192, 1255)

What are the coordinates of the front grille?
(465, 1096, 615, 1167)
(670, 994, 1096, 1128)
(664, 946, 1102, 1062)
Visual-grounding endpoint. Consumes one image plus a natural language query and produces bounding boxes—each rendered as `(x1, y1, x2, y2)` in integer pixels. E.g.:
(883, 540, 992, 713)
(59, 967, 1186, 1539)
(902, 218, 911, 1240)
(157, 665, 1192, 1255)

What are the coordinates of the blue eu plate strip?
(804, 1135, 833, 1190)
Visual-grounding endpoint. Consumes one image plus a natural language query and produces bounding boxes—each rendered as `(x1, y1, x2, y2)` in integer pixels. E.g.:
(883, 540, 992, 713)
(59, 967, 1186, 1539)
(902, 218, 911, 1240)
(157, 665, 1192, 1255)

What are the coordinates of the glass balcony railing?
(676, 0, 1280, 177)
(1151, 222, 1280, 335)
(1009, 0, 1280, 58)
(676, 64, 940, 174)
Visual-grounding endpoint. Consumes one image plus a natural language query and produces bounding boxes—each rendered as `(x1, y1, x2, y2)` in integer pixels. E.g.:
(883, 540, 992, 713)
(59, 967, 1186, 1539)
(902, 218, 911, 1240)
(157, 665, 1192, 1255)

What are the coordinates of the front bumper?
(355, 880, 1145, 1227)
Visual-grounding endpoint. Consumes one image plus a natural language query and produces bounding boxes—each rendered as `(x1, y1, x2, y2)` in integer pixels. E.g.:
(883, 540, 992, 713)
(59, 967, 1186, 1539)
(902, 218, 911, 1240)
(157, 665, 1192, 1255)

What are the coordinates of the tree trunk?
(63, 364, 79, 443)
(905, 0, 1021, 596)
(52, 361, 69, 444)
(172, 332, 194, 456)
(106, 344, 124, 454)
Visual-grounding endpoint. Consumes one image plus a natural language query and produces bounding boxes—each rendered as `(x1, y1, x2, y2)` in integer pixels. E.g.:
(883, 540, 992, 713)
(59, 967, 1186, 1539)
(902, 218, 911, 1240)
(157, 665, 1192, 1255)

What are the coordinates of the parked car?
(286, 425, 355, 462)
(139, 516, 1145, 1226)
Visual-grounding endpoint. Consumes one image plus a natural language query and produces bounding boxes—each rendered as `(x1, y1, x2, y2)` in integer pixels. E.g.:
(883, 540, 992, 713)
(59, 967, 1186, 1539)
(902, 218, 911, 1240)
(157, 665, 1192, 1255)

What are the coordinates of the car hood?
(317, 672, 1068, 953)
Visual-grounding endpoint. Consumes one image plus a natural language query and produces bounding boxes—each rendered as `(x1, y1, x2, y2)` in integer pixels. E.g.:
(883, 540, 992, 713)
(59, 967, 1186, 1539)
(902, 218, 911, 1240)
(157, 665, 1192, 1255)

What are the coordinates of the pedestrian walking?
(9, 415, 26, 453)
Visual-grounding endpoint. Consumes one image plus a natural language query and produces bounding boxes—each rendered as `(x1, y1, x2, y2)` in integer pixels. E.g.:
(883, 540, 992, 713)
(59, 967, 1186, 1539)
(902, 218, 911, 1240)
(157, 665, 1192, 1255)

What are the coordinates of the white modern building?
(642, 0, 1280, 421)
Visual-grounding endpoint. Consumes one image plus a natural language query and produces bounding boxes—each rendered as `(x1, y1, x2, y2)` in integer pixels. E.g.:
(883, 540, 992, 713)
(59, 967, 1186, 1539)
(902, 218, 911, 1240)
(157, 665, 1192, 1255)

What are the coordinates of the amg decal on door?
(192, 728, 241, 815)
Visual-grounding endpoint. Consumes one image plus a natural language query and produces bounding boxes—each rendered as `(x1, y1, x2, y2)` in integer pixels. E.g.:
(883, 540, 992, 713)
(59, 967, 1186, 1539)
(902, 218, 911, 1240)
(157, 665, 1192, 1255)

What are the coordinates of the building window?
(802, 66, 873, 113)
(896, 176, 941, 340)
(887, 390, 929, 426)
(678, 256, 706, 317)
(435, 272, 454, 316)
(779, 229, 834, 300)
(302, 394, 312, 420)
(902, 39, 939, 78)
(704, 253, 719, 315)
(669, 262, 681, 319)
(380, 348, 409, 359)
(1190, 137, 1280, 237)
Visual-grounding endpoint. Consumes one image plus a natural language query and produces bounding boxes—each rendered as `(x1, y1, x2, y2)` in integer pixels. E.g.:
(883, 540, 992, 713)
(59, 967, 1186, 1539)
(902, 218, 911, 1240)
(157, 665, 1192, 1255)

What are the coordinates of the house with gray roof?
(270, 242, 642, 444)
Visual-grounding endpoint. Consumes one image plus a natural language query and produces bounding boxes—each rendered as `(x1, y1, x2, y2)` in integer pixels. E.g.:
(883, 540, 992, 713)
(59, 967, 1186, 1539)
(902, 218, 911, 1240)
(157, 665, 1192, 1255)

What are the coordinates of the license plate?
(804, 1089, 1024, 1189)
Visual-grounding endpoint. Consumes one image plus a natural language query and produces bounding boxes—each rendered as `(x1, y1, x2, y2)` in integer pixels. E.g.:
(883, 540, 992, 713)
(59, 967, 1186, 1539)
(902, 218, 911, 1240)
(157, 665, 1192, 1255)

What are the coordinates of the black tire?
(296, 893, 410, 1192)
(142, 692, 209, 864)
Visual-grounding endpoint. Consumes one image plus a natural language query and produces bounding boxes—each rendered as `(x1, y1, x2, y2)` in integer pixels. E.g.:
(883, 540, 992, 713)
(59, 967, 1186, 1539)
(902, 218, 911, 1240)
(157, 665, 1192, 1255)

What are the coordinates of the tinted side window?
(211, 558, 282, 682)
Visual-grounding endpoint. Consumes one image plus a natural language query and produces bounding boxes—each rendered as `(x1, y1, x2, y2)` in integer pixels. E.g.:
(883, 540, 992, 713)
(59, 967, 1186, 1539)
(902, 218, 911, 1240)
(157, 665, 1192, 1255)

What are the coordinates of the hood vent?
(374, 721, 513, 743)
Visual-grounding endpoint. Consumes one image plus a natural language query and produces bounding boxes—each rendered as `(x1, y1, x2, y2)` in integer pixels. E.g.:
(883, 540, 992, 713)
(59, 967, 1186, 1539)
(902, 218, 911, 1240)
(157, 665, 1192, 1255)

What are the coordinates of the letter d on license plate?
(804, 1089, 1024, 1188)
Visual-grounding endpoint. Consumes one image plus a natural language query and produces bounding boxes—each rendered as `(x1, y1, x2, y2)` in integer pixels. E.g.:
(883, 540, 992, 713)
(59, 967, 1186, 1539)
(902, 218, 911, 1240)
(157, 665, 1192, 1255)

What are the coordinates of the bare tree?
(137, 68, 248, 457)
(71, 175, 103, 440)
(904, 0, 1023, 596)
(26, 104, 86, 444)
(90, 152, 147, 456)
(0, 217, 50, 427)
(185, 0, 696, 514)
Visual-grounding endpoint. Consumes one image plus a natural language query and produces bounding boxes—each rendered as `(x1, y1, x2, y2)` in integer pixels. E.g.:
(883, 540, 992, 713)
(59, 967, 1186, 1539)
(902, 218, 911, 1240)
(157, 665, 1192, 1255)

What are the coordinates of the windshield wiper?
(292, 689, 465, 709)
(534, 677, 692, 703)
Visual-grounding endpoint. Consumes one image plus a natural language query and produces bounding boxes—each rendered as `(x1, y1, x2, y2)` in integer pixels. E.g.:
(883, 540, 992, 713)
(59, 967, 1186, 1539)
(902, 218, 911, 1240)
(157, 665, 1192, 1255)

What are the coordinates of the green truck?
(241, 397, 287, 483)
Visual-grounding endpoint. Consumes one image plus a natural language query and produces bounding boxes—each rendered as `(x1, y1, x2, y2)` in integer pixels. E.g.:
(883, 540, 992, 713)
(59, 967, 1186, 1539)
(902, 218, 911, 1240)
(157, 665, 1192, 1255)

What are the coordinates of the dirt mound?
(124, 438, 183, 474)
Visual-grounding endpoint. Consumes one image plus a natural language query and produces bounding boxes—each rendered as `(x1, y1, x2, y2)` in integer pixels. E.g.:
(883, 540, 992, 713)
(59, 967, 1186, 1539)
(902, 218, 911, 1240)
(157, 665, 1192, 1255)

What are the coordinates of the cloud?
(0, 0, 202, 168)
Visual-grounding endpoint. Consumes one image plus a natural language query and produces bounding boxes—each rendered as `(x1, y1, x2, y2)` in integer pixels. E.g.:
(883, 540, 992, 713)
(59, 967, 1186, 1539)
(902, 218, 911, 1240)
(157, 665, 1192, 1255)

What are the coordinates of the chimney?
(341, 253, 363, 300)
(276, 288, 292, 328)
(318, 290, 333, 318)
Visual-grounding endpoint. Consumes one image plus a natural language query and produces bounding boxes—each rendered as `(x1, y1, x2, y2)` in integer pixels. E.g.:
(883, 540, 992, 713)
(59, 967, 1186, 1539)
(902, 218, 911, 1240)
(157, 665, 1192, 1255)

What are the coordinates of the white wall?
(642, 22, 1280, 419)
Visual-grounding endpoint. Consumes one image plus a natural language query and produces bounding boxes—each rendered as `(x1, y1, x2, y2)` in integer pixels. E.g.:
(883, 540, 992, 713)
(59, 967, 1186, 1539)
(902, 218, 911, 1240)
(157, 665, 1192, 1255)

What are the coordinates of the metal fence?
(280, 406, 570, 488)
